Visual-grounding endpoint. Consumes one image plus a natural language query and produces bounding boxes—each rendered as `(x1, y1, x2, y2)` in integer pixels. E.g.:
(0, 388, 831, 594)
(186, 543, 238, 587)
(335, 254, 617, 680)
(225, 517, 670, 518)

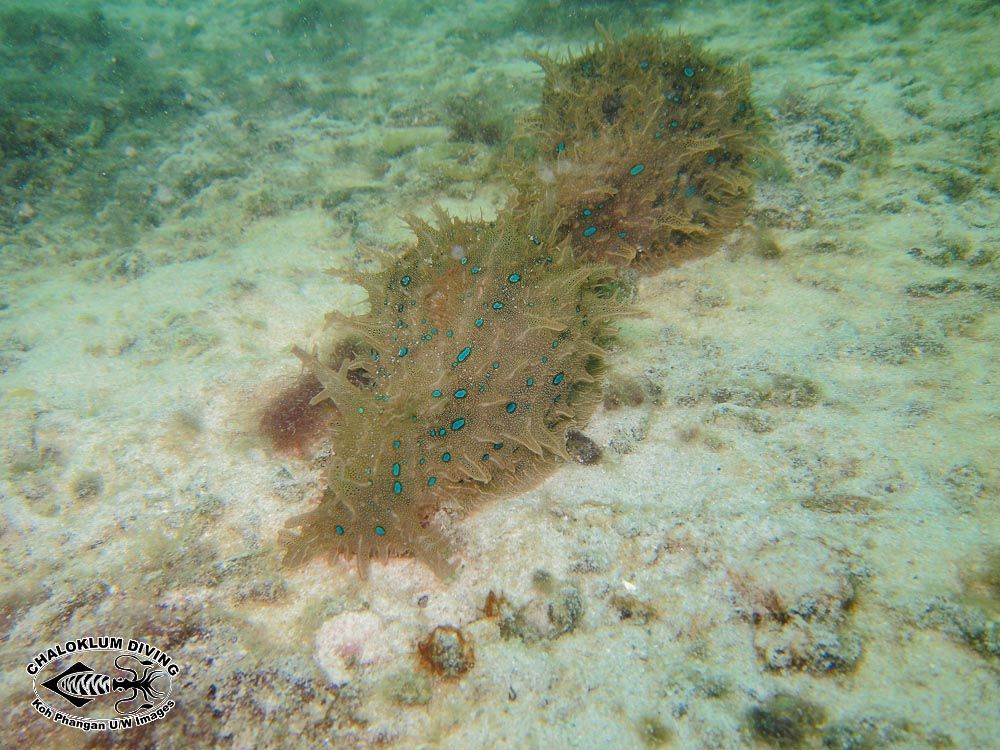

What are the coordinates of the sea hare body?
(277, 31, 760, 579)
(281, 207, 623, 577)
(512, 32, 761, 271)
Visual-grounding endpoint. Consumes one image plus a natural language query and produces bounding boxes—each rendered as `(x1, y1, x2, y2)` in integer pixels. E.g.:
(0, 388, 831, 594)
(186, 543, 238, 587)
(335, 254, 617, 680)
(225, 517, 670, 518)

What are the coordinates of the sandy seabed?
(1, 1, 997, 748)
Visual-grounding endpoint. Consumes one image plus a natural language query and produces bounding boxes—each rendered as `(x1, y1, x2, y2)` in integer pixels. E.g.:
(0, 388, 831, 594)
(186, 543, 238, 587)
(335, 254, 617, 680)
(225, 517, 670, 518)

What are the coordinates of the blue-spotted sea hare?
(274, 31, 761, 578)
(511, 30, 761, 271)
(281, 206, 624, 577)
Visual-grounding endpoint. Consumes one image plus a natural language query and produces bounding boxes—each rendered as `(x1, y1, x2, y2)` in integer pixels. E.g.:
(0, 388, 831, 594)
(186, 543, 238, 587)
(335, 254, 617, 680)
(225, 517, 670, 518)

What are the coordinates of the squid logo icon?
(27, 636, 181, 731)
(40, 655, 168, 715)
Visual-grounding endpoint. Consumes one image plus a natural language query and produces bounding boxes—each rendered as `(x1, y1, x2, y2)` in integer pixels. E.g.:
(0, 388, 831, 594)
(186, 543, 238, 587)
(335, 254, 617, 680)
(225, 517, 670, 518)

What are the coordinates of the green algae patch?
(747, 692, 826, 747)
(377, 127, 449, 157)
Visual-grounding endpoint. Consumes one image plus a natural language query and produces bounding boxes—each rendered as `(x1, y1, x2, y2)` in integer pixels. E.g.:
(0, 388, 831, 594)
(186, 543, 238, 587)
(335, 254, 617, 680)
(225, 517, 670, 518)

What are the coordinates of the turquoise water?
(2, 1, 997, 748)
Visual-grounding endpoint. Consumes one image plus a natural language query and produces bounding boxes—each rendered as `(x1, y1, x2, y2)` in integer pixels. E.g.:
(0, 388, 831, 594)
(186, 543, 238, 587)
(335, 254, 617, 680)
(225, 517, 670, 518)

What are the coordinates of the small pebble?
(418, 625, 474, 678)
(566, 430, 603, 464)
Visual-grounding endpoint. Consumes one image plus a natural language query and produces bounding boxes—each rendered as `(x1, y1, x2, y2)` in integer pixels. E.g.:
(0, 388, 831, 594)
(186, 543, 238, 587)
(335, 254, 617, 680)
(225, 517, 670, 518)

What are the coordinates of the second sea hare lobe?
(281, 206, 624, 578)
(512, 31, 762, 272)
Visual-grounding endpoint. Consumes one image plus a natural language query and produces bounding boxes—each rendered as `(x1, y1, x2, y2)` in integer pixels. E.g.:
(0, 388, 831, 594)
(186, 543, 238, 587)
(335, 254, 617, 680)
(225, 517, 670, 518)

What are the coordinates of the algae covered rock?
(512, 30, 763, 272)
